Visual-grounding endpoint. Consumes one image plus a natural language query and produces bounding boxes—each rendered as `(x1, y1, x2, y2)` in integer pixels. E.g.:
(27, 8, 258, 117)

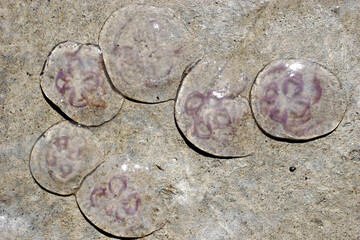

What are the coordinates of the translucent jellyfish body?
(250, 59, 347, 140)
(175, 58, 255, 157)
(76, 156, 167, 238)
(99, 4, 198, 103)
(41, 41, 124, 126)
(30, 121, 104, 195)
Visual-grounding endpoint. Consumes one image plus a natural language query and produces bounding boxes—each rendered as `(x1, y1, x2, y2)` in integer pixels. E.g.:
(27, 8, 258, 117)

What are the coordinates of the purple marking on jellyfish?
(162, 63, 173, 78)
(264, 82, 279, 103)
(69, 88, 88, 107)
(108, 175, 127, 197)
(46, 136, 70, 167)
(55, 70, 69, 94)
(59, 161, 73, 178)
(144, 78, 158, 89)
(284, 110, 313, 132)
(90, 186, 107, 207)
(290, 96, 311, 116)
(194, 117, 212, 139)
(67, 146, 84, 162)
(66, 149, 77, 162)
(185, 91, 205, 115)
(75, 142, 87, 159)
(313, 76, 322, 104)
(82, 71, 100, 90)
(54, 136, 69, 149)
(122, 193, 141, 215)
(67, 54, 84, 77)
(269, 105, 288, 124)
(298, 110, 312, 124)
(213, 108, 232, 128)
(282, 72, 304, 97)
(45, 149, 57, 167)
(105, 204, 115, 217)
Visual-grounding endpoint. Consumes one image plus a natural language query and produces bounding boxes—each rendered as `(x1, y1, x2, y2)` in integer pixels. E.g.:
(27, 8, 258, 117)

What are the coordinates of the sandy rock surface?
(0, 0, 359, 239)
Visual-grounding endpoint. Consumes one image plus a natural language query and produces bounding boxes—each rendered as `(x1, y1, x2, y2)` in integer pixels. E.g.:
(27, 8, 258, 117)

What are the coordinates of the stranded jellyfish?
(29, 121, 104, 195)
(76, 157, 166, 238)
(175, 58, 255, 157)
(250, 58, 346, 140)
(99, 4, 198, 103)
(41, 41, 124, 126)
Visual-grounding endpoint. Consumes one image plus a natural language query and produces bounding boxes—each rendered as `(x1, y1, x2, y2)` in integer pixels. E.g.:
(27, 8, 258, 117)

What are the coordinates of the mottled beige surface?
(1, 0, 360, 239)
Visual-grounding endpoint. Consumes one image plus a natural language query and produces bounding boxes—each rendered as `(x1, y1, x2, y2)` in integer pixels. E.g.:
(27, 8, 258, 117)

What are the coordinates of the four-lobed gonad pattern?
(55, 54, 107, 108)
(89, 174, 142, 222)
(260, 65, 322, 134)
(45, 135, 87, 181)
(185, 90, 233, 139)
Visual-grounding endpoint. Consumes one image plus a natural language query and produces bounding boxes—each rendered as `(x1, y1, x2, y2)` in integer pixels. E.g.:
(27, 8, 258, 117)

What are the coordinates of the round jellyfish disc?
(250, 58, 347, 140)
(99, 4, 198, 103)
(76, 157, 167, 238)
(30, 121, 104, 195)
(41, 41, 124, 126)
(175, 58, 256, 157)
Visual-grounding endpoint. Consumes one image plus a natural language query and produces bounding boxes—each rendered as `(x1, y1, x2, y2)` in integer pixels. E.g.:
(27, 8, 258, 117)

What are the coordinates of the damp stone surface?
(175, 57, 255, 157)
(1, 1, 360, 239)
(250, 59, 347, 140)
(30, 121, 104, 195)
(99, 4, 199, 103)
(76, 156, 167, 238)
(41, 41, 124, 126)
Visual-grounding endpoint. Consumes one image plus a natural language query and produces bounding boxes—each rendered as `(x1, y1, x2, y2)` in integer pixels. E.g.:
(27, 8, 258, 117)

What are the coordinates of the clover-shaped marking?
(185, 90, 232, 139)
(89, 174, 142, 222)
(261, 67, 321, 132)
(45, 134, 87, 181)
(55, 54, 105, 108)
